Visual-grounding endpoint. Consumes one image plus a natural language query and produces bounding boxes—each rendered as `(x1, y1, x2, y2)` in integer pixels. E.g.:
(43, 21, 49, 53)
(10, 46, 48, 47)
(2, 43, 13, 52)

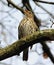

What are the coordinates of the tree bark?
(0, 29, 54, 62)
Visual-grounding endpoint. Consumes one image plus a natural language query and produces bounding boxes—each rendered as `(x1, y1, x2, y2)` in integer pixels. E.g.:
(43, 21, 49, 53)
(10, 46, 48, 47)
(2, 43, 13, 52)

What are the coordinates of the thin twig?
(35, 2, 54, 19)
(7, 0, 24, 13)
(33, 0, 54, 5)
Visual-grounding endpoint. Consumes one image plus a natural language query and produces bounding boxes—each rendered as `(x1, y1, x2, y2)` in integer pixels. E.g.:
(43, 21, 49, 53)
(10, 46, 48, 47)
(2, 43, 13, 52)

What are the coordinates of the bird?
(18, 9, 48, 61)
(18, 9, 38, 61)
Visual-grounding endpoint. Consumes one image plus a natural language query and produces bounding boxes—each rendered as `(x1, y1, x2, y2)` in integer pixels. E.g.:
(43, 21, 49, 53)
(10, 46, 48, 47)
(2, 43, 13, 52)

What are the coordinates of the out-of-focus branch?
(22, 0, 41, 27)
(33, 0, 54, 5)
(34, 2, 54, 19)
(0, 22, 16, 39)
(0, 29, 54, 63)
(0, 0, 7, 6)
(7, 0, 41, 27)
(7, 0, 24, 13)
(41, 42, 54, 63)
(22, 0, 32, 11)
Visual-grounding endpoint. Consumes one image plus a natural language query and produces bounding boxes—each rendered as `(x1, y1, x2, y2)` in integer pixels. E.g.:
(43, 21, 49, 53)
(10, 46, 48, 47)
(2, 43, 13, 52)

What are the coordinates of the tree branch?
(1, 0, 7, 6)
(7, 0, 41, 27)
(7, 0, 24, 13)
(33, 0, 54, 5)
(0, 29, 54, 63)
(34, 2, 54, 19)
(22, 0, 41, 27)
(41, 42, 54, 63)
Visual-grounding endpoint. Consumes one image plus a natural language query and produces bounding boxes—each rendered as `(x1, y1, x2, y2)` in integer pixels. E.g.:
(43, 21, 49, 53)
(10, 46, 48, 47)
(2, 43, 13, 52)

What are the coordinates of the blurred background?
(0, 0, 54, 65)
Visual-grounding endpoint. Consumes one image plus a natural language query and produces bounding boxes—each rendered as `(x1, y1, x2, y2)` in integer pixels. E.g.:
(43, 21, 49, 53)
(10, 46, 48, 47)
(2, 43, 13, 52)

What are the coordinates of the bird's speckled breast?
(18, 16, 38, 37)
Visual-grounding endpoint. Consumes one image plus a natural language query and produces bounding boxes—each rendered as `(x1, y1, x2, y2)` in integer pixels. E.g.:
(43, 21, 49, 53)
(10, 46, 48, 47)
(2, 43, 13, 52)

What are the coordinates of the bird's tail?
(23, 48, 28, 61)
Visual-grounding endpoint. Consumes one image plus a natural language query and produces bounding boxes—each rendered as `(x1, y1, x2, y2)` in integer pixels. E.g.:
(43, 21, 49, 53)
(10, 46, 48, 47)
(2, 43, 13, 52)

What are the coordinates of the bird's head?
(24, 9, 34, 18)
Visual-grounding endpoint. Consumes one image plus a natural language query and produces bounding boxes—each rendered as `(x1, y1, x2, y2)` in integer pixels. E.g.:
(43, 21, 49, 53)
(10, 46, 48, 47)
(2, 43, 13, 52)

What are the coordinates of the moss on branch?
(0, 29, 54, 61)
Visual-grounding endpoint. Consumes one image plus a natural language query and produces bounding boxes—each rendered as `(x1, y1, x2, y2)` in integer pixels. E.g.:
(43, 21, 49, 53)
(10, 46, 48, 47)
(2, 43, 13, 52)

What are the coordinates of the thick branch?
(33, 0, 54, 5)
(0, 29, 54, 62)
